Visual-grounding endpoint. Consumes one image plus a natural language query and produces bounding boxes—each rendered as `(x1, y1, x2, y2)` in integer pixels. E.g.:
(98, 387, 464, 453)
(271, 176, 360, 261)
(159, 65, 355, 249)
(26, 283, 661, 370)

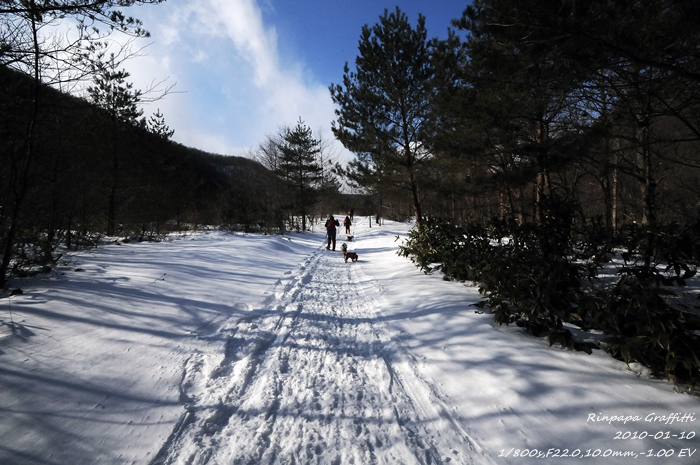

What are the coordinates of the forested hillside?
(0, 64, 278, 286)
(1, 1, 342, 288)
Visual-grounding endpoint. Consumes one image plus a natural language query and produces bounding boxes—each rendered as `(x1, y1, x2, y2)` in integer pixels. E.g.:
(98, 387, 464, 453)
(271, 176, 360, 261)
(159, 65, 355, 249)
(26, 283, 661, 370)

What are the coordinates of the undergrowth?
(399, 215, 700, 387)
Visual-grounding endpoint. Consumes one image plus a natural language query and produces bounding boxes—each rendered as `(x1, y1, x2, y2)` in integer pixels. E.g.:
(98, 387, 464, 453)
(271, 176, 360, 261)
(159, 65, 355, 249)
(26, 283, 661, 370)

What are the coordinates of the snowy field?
(0, 217, 698, 464)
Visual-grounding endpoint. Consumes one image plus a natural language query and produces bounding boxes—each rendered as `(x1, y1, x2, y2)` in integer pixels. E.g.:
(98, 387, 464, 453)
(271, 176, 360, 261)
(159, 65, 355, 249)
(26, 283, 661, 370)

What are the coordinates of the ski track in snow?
(150, 246, 489, 465)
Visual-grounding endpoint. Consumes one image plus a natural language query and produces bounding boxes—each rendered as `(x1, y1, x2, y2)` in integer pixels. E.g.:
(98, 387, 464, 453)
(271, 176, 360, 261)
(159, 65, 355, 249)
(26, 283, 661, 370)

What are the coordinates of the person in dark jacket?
(343, 215, 352, 234)
(325, 215, 340, 250)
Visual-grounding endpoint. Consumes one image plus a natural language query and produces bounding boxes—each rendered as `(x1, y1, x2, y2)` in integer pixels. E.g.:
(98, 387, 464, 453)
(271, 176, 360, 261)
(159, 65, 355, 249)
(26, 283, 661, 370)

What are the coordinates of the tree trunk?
(0, 8, 40, 286)
(638, 123, 657, 228)
(534, 119, 550, 225)
(107, 125, 119, 236)
(407, 167, 422, 228)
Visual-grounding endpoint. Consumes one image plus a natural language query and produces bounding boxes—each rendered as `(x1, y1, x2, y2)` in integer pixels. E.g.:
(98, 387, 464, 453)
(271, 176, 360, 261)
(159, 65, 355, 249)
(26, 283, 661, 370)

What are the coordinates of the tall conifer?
(278, 118, 322, 231)
(330, 7, 433, 229)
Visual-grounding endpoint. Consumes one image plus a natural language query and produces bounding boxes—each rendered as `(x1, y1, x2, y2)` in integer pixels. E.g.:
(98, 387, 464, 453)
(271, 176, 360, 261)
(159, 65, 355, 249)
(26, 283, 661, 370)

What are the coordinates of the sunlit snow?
(1, 218, 696, 464)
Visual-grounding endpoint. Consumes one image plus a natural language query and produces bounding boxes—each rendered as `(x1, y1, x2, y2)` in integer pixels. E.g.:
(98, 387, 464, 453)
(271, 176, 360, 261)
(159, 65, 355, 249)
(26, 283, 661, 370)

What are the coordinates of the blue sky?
(126, 0, 470, 162)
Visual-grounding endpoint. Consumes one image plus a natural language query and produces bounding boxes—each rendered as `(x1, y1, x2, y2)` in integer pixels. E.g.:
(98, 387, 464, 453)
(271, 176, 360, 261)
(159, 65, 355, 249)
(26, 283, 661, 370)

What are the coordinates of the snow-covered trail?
(151, 246, 488, 465)
(3, 219, 697, 465)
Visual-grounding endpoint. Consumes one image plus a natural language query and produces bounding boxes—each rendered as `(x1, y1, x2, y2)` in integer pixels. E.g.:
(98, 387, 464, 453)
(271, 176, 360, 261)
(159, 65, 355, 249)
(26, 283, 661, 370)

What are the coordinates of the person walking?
(325, 214, 340, 251)
(343, 215, 352, 234)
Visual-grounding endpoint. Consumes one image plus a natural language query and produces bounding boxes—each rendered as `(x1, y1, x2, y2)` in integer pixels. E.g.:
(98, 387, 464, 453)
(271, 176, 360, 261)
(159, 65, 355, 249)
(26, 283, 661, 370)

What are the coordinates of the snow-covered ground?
(0, 217, 697, 465)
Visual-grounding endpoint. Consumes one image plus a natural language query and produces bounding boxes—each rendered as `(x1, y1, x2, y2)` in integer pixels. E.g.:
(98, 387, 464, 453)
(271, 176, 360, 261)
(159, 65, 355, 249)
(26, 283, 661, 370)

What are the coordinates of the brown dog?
(340, 243, 358, 262)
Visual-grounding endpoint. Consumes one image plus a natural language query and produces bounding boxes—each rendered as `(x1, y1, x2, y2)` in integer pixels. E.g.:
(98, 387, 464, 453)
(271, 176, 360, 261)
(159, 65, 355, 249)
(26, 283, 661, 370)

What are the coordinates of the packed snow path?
(151, 247, 487, 465)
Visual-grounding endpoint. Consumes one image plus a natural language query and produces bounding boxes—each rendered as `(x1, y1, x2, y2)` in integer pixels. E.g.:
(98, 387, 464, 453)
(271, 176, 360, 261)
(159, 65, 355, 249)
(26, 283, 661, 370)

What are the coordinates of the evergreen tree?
(277, 118, 322, 231)
(88, 54, 143, 123)
(455, 0, 700, 227)
(457, 0, 593, 224)
(249, 133, 287, 231)
(315, 131, 342, 220)
(87, 53, 143, 235)
(330, 7, 434, 229)
(146, 108, 174, 139)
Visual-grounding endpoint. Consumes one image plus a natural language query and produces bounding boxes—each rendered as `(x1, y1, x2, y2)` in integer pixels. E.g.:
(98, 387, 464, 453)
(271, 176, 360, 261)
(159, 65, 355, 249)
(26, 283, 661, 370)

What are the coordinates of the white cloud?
(123, 0, 352, 164)
(212, 0, 279, 86)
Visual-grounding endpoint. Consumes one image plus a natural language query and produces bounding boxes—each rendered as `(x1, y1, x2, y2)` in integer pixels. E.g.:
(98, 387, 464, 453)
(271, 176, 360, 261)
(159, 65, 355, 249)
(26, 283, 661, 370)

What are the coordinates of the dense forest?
(332, 1, 700, 230)
(3, 1, 700, 385)
(0, 63, 353, 279)
(0, 63, 286, 270)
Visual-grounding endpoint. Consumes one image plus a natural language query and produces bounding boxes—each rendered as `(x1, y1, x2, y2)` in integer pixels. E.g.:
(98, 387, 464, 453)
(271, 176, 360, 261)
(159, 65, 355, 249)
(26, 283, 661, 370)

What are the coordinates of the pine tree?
(88, 53, 143, 236)
(330, 7, 434, 229)
(146, 109, 174, 140)
(88, 55, 143, 123)
(457, 0, 591, 224)
(277, 118, 322, 231)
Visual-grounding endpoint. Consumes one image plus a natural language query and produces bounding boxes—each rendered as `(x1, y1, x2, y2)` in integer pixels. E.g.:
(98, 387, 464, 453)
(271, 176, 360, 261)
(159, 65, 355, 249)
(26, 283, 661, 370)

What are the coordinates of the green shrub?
(478, 215, 590, 349)
(596, 267, 700, 385)
(397, 218, 493, 282)
(398, 213, 700, 385)
(585, 223, 700, 384)
(400, 208, 591, 350)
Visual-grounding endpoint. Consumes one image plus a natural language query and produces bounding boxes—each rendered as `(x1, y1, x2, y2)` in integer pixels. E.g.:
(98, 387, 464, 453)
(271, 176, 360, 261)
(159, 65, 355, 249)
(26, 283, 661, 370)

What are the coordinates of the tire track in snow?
(151, 247, 488, 465)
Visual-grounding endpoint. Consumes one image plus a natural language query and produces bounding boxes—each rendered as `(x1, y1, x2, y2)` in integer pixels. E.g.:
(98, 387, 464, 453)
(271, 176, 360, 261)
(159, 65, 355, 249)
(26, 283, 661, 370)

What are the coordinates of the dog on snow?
(340, 243, 358, 263)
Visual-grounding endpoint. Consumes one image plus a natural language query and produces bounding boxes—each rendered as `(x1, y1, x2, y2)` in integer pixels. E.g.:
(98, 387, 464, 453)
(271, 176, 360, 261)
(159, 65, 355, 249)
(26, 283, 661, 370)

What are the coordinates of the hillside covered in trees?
(0, 1, 355, 288)
(1, 59, 319, 281)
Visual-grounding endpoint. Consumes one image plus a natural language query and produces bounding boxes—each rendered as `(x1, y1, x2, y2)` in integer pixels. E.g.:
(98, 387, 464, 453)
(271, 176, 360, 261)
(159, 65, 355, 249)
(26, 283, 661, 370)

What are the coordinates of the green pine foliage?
(276, 119, 323, 232)
(398, 217, 492, 283)
(596, 268, 700, 386)
(146, 109, 174, 140)
(87, 54, 143, 124)
(330, 7, 433, 228)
